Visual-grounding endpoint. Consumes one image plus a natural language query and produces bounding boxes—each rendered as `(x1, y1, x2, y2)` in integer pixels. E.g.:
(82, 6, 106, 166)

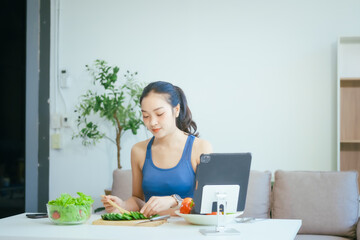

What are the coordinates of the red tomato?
(206, 212, 218, 215)
(180, 198, 194, 214)
(206, 212, 224, 215)
(52, 211, 60, 219)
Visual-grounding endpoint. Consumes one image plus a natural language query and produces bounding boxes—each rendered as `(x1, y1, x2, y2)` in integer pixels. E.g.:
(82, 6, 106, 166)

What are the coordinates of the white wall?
(49, 0, 360, 207)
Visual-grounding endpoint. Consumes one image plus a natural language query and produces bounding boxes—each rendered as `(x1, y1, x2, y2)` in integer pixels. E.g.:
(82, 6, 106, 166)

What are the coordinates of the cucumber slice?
(102, 213, 109, 220)
(130, 211, 138, 220)
(115, 213, 122, 220)
(122, 213, 133, 220)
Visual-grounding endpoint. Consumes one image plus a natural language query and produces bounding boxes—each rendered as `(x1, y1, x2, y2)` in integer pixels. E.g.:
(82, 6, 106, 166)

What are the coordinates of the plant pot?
(104, 189, 112, 196)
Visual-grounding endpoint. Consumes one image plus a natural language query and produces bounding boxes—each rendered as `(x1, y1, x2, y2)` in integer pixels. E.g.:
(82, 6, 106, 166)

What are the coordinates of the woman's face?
(141, 91, 180, 137)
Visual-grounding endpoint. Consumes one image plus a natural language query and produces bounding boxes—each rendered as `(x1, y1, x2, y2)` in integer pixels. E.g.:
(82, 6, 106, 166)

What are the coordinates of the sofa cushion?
(295, 235, 351, 240)
(111, 169, 132, 200)
(357, 217, 360, 240)
(272, 171, 359, 239)
(242, 170, 271, 218)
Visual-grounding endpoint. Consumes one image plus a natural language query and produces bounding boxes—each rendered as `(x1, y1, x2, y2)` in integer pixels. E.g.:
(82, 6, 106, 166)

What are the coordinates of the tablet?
(192, 153, 252, 214)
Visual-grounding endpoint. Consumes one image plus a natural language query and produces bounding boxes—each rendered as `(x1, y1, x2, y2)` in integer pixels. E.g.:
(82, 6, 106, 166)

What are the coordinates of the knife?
(136, 215, 170, 224)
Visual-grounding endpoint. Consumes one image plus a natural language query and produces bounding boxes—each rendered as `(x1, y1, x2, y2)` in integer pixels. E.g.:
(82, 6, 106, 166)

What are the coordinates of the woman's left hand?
(140, 196, 176, 217)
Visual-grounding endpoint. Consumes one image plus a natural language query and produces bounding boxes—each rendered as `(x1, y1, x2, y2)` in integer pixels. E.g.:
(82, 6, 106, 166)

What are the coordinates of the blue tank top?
(142, 135, 196, 202)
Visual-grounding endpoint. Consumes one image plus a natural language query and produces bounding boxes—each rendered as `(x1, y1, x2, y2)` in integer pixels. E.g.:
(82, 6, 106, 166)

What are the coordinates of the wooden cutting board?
(92, 218, 167, 227)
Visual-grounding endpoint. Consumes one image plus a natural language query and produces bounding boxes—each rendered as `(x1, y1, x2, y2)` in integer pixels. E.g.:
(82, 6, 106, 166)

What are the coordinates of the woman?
(101, 81, 212, 217)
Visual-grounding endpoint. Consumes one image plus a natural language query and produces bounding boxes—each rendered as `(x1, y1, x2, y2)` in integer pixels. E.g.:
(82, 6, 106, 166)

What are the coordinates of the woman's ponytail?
(174, 86, 198, 137)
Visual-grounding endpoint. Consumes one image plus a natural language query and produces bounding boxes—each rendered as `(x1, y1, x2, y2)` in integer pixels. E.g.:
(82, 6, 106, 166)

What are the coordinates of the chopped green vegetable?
(122, 213, 133, 220)
(101, 212, 159, 221)
(47, 192, 94, 224)
(48, 192, 94, 207)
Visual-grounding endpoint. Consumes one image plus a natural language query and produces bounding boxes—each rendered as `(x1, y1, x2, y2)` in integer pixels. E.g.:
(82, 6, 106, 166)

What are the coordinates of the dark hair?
(140, 81, 199, 137)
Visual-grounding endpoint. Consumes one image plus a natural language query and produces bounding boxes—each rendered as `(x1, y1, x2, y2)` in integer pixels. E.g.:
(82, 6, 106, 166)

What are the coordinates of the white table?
(0, 213, 301, 240)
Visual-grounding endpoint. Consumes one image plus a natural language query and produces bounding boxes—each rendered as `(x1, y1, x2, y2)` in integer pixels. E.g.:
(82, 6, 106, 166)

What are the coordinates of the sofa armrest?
(272, 171, 358, 238)
(357, 218, 360, 240)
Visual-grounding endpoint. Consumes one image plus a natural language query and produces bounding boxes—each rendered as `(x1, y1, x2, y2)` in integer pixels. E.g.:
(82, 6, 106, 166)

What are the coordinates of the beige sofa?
(111, 169, 360, 240)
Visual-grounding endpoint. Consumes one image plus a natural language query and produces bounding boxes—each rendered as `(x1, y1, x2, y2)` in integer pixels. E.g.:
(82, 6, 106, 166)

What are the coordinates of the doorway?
(0, 0, 26, 218)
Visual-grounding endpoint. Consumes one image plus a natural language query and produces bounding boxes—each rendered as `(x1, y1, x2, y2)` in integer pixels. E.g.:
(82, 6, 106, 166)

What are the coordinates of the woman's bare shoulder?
(191, 137, 213, 170)
(132, 138, 151, 150)
(131, 138, 152, 161)
(132, 138, 152, 154)
(193, 137, 213, 154)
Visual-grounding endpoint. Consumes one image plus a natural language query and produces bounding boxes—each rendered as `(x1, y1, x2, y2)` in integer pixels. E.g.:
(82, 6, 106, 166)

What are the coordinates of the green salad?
(47, 192, 94, 224)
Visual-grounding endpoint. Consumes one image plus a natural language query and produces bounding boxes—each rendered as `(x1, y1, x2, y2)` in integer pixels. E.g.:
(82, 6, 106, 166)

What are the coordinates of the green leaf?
(72, 59, 146, 167)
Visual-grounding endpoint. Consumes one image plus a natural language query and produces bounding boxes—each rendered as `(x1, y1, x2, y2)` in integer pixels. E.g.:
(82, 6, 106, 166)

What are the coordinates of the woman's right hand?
(101, 195, 124, 213)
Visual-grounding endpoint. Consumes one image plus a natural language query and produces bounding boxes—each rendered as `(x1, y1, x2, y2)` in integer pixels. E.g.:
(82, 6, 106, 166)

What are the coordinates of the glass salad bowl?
(46, 192, 94, 225)
(47, 204, 92, 225)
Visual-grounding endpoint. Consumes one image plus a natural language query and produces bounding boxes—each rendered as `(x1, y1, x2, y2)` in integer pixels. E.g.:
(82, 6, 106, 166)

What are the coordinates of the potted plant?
(73, 59, 144, 169)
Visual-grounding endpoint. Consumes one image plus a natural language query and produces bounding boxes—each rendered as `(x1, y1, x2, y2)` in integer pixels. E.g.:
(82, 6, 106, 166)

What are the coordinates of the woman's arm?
(139, 195, 177, 217)
(101, 142, 147, 212)
(101, 195, 143, 213)
(192, 138, 213, 172)
(126, 142, 146, 211)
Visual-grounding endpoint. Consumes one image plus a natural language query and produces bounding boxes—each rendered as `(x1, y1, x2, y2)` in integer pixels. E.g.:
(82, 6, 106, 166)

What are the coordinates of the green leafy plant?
(73, 59, 144, 169)
(48, 192, 94, 207)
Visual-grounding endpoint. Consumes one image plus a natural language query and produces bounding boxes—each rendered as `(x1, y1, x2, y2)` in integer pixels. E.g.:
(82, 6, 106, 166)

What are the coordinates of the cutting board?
(92, 218, 167, 227)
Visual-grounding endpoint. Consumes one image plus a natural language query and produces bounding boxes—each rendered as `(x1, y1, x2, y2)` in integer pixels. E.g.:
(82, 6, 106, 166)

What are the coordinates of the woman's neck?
(153, 128, 187, 148)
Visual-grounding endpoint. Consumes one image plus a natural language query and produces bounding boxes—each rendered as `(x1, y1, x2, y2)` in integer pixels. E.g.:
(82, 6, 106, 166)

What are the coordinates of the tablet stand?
(199, 191, 241, 236)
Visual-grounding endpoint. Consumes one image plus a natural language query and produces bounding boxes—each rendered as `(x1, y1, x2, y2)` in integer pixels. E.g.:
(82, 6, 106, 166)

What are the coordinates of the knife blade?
(136, 215, 170, 224)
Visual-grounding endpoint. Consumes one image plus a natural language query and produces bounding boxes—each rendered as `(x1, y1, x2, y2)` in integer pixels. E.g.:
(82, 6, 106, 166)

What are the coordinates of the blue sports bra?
(142, 135, 196, 202)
